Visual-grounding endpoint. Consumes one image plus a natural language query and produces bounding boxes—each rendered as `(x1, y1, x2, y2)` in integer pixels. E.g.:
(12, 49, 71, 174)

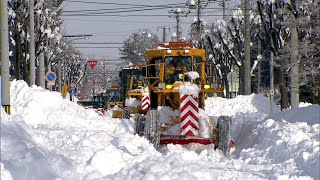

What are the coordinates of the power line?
(63, 19, 176, 24)
(64, 0, 184, 7)
(63, 3, 185, 13)
(63, 3, 247, 14)
(62, 6, 185, 15)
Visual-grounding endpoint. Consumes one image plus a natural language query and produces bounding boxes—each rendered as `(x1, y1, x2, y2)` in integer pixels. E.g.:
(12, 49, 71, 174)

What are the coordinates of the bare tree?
(120, 31, 159, 65)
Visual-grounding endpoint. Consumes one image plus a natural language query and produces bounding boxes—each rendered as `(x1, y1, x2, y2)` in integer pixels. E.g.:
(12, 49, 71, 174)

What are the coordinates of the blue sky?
(61, 0, 225, 60)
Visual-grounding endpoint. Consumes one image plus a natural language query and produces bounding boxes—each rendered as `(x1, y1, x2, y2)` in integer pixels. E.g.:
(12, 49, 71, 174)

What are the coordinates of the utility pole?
(244, 0, 251, 95)
(169, 9, 188, 41)
(290, 2, 300, 109)
(1, 0, 11, 114)
(222, 0, 226, 21)
(58, 59, 62, 92)
(197, 0, 201, 33)
(269, 3, 275, 114)
(37, 14, 45, 88)
(191, 0, 210, 47)
(37, 44, 45, 88)
(257, 37, 262, 93)
(157, 26, 170, 43)
(64, 58, 67, 84)
(29, 0, 36, 86)
(46, 32, 53, 91)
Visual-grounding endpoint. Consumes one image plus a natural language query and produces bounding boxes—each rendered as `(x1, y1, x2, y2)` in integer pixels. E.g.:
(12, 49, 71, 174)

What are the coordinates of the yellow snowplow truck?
(105, 85, 124, 118)
(133, 41, 234, 156)
(118, 66, 147, 116)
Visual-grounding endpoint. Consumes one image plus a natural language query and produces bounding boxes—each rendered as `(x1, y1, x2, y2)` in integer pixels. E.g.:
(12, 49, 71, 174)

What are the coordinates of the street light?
(58, 34, 92, 94)
(62, 34, 92, 38)
(67, 36, 90, 43)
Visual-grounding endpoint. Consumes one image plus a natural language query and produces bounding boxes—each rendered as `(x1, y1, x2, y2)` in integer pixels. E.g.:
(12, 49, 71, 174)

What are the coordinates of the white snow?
(185, 71, 200, 80)
(179, 82, 200, 95)
(1, 80, 319, 180)
(125, 97, 141, 107)
(1, 163, 13, 180)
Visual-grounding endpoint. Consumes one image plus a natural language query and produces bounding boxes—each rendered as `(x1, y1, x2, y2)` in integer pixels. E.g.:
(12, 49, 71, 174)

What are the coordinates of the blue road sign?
(46, 72, 56, 82)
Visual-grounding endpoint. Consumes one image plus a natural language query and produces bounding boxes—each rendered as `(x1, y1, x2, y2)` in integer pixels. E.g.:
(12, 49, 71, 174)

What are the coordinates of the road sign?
(228, 82, 239, 92)
(87, 60, 98, 70)
(227, 71, 238, 83)
(47, 82, 55, 86)
(45, 72, 56, 82)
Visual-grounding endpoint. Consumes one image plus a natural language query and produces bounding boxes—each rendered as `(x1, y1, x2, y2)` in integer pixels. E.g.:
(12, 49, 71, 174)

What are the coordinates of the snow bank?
(205, 94, 319, 179)
(240, 117, 319, 178)
(1, 106, 75, 179)
(238, 104, 320, 178)
(1, 80, 158, 179)
(1, 163, 13, 180)
(1, 80, 319, 180)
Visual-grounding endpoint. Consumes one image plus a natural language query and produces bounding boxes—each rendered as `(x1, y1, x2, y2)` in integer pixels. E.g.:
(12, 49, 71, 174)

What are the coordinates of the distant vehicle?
(119, 66, 144, 112)
(77, 99, 93, 108)
(105, 85, 123, 108)
(77, 93, 108, 109)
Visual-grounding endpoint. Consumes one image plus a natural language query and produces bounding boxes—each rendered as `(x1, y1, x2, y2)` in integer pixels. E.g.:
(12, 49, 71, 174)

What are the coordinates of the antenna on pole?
(169, 8, 189, 41)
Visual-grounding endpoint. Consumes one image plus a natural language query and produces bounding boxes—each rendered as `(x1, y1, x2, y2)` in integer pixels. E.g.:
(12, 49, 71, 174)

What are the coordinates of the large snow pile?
(1, 80, 319, 180)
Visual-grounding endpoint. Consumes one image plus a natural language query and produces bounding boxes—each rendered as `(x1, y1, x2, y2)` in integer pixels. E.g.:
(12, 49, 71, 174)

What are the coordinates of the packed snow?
(1, 80, 319, 180)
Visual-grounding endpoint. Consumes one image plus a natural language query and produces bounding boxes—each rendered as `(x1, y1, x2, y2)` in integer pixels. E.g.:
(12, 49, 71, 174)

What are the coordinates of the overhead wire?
(63, 0, 241, 54)
(61, 1, 236, 17)
(63, 3, 185, 13)
(63, 7, 184, 15)
(63, 0, 184, 7)
(63, 19, 176, 24)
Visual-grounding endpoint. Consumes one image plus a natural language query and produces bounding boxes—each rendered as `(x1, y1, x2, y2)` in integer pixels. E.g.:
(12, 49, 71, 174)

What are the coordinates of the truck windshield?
(164, 56, 192, 84)
(108, 90, 121, 101)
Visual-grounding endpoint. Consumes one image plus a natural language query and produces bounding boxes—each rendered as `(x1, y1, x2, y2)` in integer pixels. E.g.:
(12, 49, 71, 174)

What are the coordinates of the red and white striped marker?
(141, 87, 150, 111)
(141, 96, 150, 110)
(180, 94, 199, 136)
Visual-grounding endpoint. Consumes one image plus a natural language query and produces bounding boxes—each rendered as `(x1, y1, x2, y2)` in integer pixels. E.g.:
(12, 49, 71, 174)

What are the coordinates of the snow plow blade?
(160, 135, 212, 145)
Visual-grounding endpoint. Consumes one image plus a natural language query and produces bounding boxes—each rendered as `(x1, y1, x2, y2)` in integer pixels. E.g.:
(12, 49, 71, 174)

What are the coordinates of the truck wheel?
(217, 116, 232, 157)
(123, 107, 130, 119)
(135, 116, 146, 136)
(144, 110, 161, 150)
